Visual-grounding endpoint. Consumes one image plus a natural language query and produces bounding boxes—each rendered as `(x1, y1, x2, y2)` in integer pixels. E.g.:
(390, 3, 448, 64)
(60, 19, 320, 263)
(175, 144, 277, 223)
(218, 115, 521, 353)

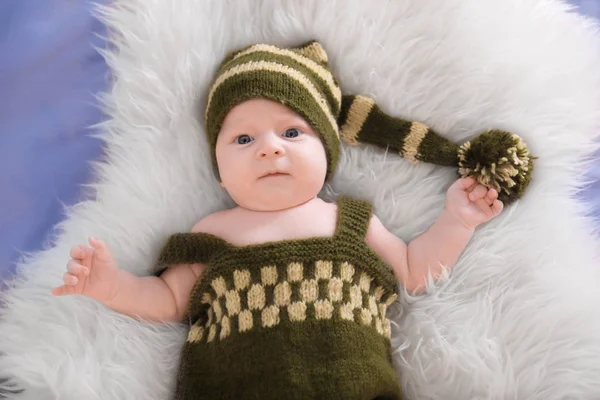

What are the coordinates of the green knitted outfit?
(158, 197, 402, 400)
(157, 40, 537, 399)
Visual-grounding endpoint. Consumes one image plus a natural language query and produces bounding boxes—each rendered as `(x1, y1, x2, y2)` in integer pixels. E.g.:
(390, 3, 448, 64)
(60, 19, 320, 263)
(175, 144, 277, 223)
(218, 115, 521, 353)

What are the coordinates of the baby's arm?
(52, 223, 209, 323)
(106, 259, 205, 323)
(366, 177, 503, 294)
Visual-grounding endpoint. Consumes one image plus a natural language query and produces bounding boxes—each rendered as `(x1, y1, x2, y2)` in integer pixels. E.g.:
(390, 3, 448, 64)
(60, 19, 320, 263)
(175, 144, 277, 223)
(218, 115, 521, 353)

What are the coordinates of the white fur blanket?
(2, 1, 600, 399)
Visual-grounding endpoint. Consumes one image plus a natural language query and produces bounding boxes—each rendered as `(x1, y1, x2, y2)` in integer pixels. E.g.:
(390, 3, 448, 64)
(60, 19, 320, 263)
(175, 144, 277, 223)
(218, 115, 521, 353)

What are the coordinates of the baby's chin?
(234, 190, 317, 212)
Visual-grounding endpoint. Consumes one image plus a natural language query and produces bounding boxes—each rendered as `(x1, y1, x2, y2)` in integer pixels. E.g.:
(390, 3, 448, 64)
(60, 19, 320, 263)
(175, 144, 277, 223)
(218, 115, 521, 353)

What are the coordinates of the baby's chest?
(217, 209, 337, 246)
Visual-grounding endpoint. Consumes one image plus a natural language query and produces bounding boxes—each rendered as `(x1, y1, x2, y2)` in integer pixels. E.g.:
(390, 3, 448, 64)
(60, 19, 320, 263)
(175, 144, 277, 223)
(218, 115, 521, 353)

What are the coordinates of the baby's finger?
(491, 199, 504, 215)
(88, 237, 104, 249)
(458, 176, 476, 190)
(70, 245, 91, 260)
(67, 260, 88, 276)
(475, 198, 494, 218)
(52, 285, 76, 296)
(469, 185, 488, 201)
(63, 272, 79, 286)
(89, 237, 114, 263)
(485, 188, 498, 204)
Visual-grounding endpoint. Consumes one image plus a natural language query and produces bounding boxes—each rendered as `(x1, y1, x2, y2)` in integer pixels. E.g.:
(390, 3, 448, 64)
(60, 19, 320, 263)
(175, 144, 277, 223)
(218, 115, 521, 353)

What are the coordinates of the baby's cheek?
(232, 185, 255, 200)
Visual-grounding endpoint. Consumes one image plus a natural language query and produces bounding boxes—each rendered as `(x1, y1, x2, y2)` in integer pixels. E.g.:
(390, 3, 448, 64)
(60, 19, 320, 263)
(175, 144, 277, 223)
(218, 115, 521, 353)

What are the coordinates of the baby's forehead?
(221, 100, 313, 130)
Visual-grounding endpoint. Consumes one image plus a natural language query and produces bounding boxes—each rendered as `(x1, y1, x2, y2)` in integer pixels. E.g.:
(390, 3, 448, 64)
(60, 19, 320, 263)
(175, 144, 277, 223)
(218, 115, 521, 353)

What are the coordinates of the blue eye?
(283, 128, 301, 138)
(236, 135, 253, 145)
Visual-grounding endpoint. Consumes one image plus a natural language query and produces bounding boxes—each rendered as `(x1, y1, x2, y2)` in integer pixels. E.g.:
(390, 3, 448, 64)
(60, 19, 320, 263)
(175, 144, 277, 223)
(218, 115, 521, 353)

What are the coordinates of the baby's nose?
(257, 138, 286, 158)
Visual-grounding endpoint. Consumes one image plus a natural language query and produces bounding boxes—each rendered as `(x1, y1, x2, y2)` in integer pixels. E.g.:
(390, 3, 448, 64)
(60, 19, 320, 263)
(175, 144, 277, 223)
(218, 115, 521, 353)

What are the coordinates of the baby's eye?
(235, 134, 253, 145)
(283, 128, 301, 138)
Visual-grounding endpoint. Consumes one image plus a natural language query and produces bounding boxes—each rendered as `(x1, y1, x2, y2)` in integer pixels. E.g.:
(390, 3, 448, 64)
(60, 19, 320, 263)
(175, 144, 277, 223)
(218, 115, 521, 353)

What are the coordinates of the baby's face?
(215, 99, 327, 211)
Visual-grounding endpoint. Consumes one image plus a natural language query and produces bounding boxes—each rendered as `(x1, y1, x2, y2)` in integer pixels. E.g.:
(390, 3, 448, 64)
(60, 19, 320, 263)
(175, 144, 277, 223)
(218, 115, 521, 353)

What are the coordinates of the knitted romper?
(157, 196, 402, 400)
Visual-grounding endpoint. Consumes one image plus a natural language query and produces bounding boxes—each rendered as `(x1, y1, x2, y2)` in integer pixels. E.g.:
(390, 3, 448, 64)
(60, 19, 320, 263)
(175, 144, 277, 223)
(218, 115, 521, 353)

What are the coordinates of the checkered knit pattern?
(186, 261, 398, 345)
(205, 40, 534, 204)
(157, 196, 403, 400)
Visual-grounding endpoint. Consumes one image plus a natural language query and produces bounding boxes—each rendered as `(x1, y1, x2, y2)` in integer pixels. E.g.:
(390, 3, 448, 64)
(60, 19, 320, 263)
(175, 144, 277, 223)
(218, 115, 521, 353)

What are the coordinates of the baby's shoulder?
(190, 209, 232, 235)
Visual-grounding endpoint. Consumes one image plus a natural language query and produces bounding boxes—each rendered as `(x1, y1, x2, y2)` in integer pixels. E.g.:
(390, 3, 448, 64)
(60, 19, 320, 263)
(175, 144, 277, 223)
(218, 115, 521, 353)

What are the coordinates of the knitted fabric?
(205, 41, 342, 181)
(338, 95, 535, 203)
(204, 41, 534, 204)
(157, 196, 403, 400)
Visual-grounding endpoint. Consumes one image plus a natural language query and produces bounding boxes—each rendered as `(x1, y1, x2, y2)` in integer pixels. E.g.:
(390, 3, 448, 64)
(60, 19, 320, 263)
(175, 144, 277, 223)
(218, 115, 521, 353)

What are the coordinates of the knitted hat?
(205, 41, 534, 204)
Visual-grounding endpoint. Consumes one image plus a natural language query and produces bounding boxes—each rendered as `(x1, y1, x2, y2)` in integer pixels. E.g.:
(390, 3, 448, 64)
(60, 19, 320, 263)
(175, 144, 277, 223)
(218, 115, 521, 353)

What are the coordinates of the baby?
(52, 41, 530, 400)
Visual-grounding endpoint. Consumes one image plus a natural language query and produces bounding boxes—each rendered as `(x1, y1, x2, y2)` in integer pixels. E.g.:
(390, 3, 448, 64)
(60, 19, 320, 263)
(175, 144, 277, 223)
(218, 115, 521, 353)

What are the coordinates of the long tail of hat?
(338, 95, 534, 205)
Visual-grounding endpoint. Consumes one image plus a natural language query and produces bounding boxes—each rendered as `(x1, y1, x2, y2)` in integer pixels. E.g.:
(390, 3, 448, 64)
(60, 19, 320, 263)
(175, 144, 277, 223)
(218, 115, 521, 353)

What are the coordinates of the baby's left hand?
(445, 177, 504, 230)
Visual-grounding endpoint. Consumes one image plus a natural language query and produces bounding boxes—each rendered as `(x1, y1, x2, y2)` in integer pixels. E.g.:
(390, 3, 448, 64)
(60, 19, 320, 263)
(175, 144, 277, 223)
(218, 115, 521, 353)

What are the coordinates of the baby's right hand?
(52, 237, 121, 304)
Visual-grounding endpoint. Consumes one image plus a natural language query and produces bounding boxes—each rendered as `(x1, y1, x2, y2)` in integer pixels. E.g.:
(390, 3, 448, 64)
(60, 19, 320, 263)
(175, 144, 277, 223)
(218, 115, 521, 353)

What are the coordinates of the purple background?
(0, 0, 599, 283)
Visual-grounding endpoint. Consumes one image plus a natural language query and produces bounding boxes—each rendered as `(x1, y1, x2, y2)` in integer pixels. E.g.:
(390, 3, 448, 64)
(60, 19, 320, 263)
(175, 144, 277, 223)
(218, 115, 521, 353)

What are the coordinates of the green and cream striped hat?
(205, 41, 534, 204)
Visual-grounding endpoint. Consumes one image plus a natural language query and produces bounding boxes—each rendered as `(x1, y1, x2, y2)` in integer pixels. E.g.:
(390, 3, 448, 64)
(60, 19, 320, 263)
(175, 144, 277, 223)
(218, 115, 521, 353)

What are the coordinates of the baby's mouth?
(259, 171, 289, 179)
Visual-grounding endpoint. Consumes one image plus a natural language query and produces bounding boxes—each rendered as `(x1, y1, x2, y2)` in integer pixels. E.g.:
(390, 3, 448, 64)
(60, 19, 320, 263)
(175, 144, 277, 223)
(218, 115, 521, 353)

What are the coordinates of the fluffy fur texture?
(2, 0, 600, 399)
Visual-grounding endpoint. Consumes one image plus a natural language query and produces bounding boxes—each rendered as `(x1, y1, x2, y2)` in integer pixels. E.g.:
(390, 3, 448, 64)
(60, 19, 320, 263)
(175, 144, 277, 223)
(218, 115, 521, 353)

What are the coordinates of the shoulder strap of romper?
(334, 196, 373, 243)
(154, 232, 228, 276)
